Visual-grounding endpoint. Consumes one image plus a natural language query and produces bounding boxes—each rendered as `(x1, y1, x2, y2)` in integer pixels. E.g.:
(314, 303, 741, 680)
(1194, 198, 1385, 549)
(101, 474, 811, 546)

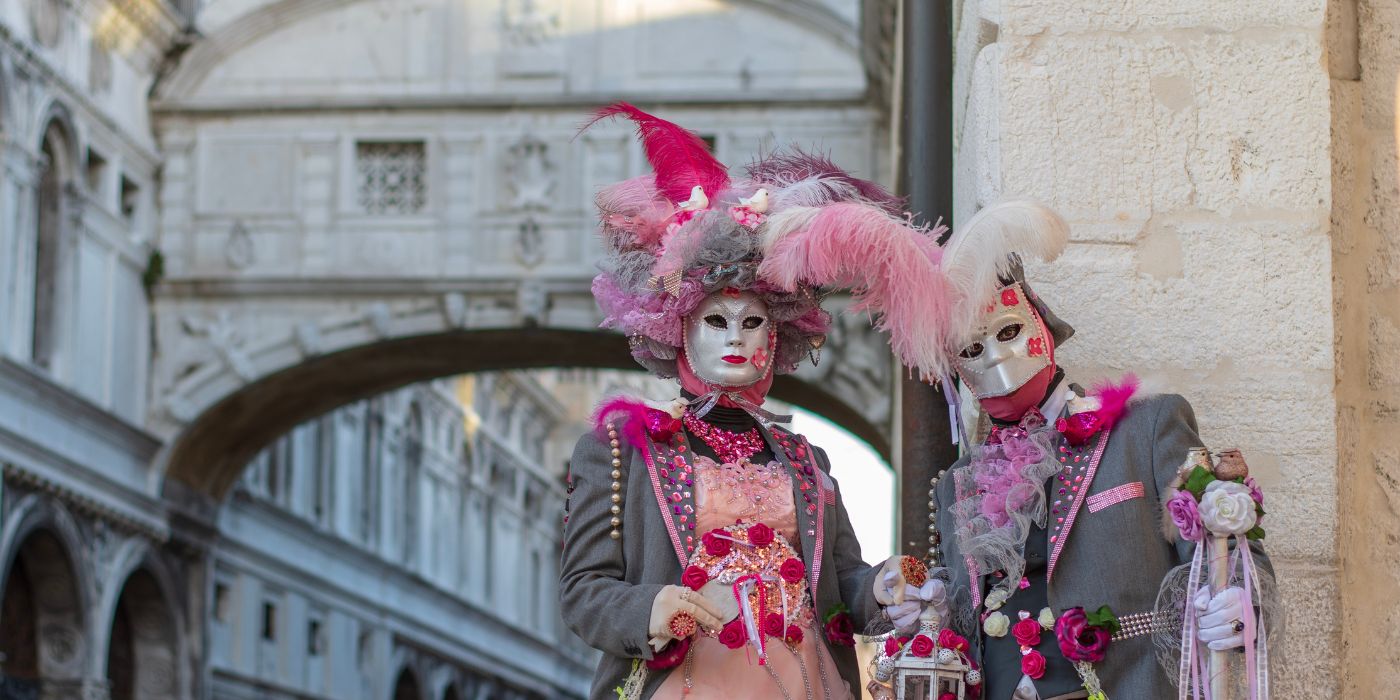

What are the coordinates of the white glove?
(1194, 585, 1247, 651)
(883, 582, 922, 632)
(648, 585, 726, 651)
(873, 556, 907, 606)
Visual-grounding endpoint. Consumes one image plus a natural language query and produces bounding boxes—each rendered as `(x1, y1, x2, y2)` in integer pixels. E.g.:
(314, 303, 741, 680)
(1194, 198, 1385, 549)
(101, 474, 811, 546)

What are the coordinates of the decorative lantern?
(885, 608, 972, 700)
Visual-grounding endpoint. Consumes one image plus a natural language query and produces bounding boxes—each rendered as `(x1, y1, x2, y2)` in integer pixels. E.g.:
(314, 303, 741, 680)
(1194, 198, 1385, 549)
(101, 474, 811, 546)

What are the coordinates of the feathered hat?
(936, 199, 1075, 352)
(586, 103, 956, 381)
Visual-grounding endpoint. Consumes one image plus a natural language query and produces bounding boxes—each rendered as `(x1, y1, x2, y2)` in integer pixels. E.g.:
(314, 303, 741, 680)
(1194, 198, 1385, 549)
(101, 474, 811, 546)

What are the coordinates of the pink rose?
(884, 637, 902, 656)
(1245, 476, 1264, 506)
(1055, 412, 1102, 446)
(763, 613, 785, 638)
(785, 625, 803, 646)
(1167, 490, 1204, 542)
(1020, 650, 1047, 679)
(747, 522, 775, 547)
(644, 409, 681, 443)
(702, 529, 731, 556)
(910, 634, 934, 658)
(937, 629, 969, 653)
(824, 613, 855, 647)
(1012, 618, 1042, 647)
(1054, 608, 1111, 663)
(681, 565, 708, 591)
(646, 637, 692, 670)
(779, 558, 805, 583)
(718, 618, 748, 650)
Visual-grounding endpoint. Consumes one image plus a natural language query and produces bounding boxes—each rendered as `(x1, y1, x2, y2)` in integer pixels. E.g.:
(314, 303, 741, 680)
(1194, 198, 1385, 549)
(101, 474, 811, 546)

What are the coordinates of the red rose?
(680, 565, 708, 591)
(883, 637, 901, 656)
(646, 637, 691, 670)
(718, 618, 748, 650)
(909, 634, 935, 658)
(1012, 618, 1043, 647)
(763, 613, 785, 638)
(785, 625, 804, 646)
(702, 530, 731, 557)
(747, 522, 774, 547)
(644, 409, 681, 443)
(1020, 650, 1047, 679)
(940, 694, 957, 700)
(779, 557, 805, 583)
(1054, 607, 1111, 663)
(937, 629, 969, 653)
(823, 613, 855, 647)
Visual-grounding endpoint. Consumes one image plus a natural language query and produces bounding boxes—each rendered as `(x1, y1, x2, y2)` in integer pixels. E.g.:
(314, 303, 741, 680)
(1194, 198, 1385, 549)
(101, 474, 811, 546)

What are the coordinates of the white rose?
(983, 611, 1010, 637)
(1198, 480, 1258, 535)
(984, 587, 1010, 611)
(1038, 607, 1056, 630)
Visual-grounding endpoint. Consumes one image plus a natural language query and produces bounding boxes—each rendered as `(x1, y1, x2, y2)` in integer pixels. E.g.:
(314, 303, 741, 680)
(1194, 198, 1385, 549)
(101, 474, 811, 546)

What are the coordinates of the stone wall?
(1330, 0, 1400, 696)
(954, 0, 1338, 695)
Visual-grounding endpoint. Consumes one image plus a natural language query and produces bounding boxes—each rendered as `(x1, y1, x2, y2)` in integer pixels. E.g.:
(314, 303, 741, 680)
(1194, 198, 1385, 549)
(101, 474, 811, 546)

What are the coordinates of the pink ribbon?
(732, 574, 768, 665)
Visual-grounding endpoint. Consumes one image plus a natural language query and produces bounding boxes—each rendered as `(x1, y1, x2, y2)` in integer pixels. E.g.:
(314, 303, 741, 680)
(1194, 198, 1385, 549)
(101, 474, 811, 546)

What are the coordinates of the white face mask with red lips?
(682, 289, 774, 389)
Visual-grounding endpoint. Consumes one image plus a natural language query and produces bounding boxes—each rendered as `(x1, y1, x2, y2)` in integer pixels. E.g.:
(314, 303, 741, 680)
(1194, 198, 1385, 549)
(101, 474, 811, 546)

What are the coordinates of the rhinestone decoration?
(683, 410, 766, 464)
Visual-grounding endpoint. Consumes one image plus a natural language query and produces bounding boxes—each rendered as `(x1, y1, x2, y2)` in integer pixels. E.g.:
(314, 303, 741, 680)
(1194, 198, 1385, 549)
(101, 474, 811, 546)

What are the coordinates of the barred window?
(355, 141, 426, 215)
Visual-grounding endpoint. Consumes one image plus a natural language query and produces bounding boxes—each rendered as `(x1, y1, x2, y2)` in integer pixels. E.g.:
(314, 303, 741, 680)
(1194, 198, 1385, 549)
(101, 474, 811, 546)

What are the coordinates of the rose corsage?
(1054, 605, 1120, 700)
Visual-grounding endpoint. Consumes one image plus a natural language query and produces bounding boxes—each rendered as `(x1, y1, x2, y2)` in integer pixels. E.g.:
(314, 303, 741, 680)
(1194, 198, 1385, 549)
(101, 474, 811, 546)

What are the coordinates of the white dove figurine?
(677, 185, 709, 212)
(739, 188, 770, 213)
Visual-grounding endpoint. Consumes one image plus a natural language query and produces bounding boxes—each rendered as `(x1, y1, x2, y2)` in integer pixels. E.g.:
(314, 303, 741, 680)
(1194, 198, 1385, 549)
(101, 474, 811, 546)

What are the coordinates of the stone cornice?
(0, 357, 162, 456)
(150, 90, 875, 116)
(2, 463, 167, 542)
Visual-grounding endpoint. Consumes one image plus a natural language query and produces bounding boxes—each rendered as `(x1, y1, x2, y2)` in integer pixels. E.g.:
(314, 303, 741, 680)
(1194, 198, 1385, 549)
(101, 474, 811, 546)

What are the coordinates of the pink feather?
(746, 148, 904, 214)
(591, 396, 651, 449)
(586, 103, 730, 205)
(757, 202, 954, 378)
(596, 176, 673, 249)
(1088, 373, 1140, 432)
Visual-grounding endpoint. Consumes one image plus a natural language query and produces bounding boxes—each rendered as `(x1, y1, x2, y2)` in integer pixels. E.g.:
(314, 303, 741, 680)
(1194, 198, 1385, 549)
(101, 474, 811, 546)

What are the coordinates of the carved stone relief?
(505, 136, 554, 212)
(224, 220, 254, 269)
(28, 0, 63, 48)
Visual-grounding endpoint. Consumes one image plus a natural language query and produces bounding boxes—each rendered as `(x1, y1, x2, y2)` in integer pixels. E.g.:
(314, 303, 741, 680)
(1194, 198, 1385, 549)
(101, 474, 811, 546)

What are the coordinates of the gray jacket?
(559, 424, 882, 699)
(935, 393, 1269, 699)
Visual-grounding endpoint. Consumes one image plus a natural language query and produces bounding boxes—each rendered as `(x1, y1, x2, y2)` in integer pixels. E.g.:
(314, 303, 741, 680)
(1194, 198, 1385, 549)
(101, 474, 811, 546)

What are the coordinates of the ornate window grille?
(355, 141, 427, 215)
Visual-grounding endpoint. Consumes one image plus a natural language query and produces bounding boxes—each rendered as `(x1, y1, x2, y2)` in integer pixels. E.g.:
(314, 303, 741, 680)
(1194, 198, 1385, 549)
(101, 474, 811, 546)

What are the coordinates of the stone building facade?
(948, 0, 1399, 695)
(2, 0, 1398, 697)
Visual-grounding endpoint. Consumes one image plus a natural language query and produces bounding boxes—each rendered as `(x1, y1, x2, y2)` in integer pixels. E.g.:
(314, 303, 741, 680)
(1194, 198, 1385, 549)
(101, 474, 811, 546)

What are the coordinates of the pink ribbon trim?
(1086, 480, 1145, 513)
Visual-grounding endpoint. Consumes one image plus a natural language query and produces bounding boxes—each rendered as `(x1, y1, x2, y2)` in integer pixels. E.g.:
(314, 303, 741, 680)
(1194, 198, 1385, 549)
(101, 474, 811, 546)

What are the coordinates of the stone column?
(955, 0, 1336, 694)
(0, 137, 42, 360)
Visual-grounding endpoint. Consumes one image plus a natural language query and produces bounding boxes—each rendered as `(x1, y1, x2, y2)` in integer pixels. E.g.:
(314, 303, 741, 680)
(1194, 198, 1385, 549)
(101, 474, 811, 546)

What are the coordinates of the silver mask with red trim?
(954, 282, 1053, 399)
(683, 289, 774, 388)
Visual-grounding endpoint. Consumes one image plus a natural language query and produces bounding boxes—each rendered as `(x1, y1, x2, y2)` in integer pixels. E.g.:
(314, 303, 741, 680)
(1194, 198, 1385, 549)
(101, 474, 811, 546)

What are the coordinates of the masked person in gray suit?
(559, 104, 956, 699)
(895, 201, 1276, 700)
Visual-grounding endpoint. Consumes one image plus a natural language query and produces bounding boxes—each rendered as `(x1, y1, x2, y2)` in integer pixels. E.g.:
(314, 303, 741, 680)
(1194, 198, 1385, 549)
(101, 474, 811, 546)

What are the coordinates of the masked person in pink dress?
(559, 104, 953, 699)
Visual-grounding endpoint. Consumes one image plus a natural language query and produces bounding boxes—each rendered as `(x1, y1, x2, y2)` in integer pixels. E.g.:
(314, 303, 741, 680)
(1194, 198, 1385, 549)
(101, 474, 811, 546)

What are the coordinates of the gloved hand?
(873, 556, 908, 606)
(649, 585, 726, 651)
(1194, 585, 1247, 651)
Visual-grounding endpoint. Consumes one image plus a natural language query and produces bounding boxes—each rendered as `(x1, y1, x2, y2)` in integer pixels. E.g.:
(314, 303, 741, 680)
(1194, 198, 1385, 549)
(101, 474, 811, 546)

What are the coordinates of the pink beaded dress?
(653, 444, 852, 700)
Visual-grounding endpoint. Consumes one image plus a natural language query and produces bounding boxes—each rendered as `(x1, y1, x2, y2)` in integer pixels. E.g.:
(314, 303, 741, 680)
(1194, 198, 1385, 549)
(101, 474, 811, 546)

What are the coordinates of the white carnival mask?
(683, 289, 774, 388)
(954, 282, 1052, 399)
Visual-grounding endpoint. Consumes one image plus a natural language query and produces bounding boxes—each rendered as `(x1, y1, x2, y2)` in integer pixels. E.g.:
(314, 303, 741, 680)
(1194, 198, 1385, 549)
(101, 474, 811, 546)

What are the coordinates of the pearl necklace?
(682, 410, 766, 465)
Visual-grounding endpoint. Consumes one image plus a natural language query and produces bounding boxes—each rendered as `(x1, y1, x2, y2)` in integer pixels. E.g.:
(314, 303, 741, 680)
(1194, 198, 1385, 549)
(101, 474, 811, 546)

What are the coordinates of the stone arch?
(158, 308, 889, 505)
(0, 497, 91, 697)
(391, 663, 423, 700)
(154, 0, 860, 104)
(93, 543, 186, 700)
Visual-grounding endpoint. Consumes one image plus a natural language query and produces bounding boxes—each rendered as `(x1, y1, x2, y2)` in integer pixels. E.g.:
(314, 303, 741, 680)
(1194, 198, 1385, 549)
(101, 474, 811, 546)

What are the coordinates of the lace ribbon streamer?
(688, 389, 792, 425)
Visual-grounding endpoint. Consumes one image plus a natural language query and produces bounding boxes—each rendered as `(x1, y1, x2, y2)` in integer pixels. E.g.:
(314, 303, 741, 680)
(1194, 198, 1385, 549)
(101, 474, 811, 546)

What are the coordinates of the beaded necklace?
(682, 410, 766, 465)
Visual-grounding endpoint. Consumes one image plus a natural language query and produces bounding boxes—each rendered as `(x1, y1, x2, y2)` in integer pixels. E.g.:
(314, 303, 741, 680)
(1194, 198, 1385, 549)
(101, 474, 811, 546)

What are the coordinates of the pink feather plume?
(1088, 373, 1140, 432)
(757, 202, 954, 378)
(591, 396, 651, 449)
(586, 103, 730, 205)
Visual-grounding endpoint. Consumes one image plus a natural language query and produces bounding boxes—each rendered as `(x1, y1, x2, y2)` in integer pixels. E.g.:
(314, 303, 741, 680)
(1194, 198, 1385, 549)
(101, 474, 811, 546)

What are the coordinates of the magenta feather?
(591, 396, 652, 449)
(757, 202, 954, 377)
(1088, 373, 1140, 432)
(746, 147, 904, 214)
(586, 103, 730, 205)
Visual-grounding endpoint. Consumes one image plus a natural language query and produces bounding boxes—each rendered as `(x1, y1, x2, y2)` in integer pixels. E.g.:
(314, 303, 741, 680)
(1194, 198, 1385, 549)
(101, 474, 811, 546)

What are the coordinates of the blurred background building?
(1, 0, 1398, 698)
